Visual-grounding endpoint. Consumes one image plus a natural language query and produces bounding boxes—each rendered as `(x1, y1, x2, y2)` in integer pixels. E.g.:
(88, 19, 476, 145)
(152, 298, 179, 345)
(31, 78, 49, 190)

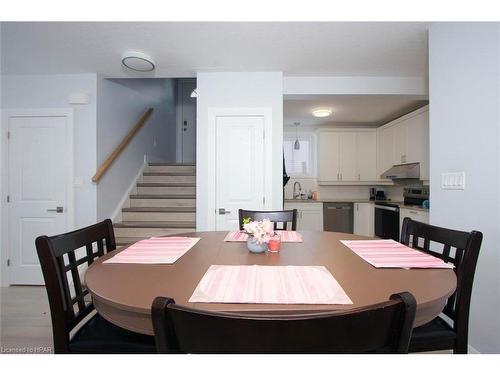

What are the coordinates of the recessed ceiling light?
(312, 108, 332, 118)
(122, 51, 155, 72)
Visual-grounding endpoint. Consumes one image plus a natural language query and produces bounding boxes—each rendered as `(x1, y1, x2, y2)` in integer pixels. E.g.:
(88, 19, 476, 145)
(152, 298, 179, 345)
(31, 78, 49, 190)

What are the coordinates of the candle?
(267, 234, 281, 252)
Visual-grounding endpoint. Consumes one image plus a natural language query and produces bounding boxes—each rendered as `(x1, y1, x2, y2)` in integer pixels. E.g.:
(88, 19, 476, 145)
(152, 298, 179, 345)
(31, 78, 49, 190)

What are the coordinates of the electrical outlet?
(441, 172, 466, 190)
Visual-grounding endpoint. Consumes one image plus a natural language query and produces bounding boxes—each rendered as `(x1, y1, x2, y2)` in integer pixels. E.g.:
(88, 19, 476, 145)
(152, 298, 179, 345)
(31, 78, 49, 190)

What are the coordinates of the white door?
(179, 79, 197, 163)
(8, 115, 71, 285)
(215, 115, 265, 230)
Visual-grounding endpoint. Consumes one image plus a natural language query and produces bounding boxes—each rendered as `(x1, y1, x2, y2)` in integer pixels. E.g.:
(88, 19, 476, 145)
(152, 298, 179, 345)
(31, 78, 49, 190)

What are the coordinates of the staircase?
(114, 163, 196, 248)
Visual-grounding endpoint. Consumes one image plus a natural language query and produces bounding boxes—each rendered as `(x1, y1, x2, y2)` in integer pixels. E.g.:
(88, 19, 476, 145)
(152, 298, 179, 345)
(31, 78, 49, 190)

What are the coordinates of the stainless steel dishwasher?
(323, 202, 354, 233)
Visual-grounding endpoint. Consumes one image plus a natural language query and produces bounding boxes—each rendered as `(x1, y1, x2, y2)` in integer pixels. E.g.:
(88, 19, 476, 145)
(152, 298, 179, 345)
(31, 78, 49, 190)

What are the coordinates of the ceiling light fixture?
(294, 122, 301, 150)
(121, 51, 155, 72)
(312, 108, 332, 118)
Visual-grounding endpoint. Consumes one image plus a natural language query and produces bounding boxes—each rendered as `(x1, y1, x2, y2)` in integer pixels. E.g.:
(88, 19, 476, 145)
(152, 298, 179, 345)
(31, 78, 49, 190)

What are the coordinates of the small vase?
(246, 236, 267, 253)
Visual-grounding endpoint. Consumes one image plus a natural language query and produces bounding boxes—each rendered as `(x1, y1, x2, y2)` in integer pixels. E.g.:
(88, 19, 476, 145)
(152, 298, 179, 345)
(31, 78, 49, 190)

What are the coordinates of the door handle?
(47, 206, 64, 213)
(218, 208, 231, 215)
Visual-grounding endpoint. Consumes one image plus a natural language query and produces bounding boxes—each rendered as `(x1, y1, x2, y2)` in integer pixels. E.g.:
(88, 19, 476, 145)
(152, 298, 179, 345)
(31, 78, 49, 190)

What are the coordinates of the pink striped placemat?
(340, 239, 454, 269)
(223, 230, 303, 243)
(104, 237, 200, 264)
(189, 265, 353, 305)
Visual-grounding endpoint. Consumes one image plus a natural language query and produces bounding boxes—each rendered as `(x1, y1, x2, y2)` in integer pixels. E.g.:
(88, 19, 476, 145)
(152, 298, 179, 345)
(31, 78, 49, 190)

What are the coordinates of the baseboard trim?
(110, 161, 147, 223)
(468, 344, 480, 354)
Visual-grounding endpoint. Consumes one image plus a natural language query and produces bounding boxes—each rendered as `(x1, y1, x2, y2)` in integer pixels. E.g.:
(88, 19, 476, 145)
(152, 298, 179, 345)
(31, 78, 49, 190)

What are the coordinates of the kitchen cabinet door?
(393, 121, 408, 164)
(284, 202, 323, 231)
(318, 132, 340, 182)
(379, 126, 396, 176)
(353, 203, 375, 237)
(298, 207, 324, 231)
(338, 132, 357, 181)
(356, 132, 377, 181)
(399, 208, 429, 235)
(406, 111, 430, 180)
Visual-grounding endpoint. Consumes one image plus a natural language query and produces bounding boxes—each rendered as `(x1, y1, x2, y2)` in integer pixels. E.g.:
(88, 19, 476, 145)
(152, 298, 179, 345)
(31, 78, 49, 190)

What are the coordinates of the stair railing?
(92, 108, 154, 183)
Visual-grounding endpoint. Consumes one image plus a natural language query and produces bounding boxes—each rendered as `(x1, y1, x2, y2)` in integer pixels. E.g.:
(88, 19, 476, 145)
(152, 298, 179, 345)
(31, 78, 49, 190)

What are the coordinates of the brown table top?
(85, 231, 456, 335)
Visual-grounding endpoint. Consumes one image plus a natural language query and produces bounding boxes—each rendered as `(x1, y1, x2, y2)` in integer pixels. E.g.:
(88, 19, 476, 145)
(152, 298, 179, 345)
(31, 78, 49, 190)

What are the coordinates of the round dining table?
(85, 231, 456, 336)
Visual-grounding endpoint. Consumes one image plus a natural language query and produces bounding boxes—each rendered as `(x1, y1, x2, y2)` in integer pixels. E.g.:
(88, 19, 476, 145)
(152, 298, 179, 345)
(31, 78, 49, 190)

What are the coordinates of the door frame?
(206, 107, 272, 231)
(176, 78, 197, 163)
(1, 108, 74, 286)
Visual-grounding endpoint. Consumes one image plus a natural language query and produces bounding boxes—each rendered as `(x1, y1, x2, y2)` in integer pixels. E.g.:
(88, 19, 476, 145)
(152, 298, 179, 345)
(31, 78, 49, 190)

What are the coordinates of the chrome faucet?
(293, 181, 302, 199)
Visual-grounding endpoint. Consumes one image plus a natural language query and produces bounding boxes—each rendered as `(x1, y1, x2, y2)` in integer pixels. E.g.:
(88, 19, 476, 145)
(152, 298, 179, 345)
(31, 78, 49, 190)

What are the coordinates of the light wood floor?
(0, 286, 53, 354)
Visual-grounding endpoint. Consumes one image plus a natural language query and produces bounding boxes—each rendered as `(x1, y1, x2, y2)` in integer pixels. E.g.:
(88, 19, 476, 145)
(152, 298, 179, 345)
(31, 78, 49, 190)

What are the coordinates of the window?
(283, 134, 316, 177)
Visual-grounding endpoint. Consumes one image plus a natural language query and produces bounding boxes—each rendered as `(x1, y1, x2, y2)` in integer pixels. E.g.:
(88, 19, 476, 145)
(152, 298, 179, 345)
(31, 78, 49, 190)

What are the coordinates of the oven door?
(374, 205, 400, 241)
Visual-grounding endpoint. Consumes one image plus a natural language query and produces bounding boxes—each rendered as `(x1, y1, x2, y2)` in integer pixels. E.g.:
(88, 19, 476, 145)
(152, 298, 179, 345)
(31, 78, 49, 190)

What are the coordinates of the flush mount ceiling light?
(121, 51, 155, 72)
(312, 108, 332, 118)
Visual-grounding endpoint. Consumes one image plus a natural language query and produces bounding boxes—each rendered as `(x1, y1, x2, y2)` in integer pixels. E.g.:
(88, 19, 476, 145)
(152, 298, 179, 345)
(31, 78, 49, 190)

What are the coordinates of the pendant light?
(294, 122, 300, 150)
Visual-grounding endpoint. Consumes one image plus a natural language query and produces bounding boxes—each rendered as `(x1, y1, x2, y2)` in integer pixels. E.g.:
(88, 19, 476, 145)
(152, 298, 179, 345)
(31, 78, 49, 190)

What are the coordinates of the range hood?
(381, 162, 420, 180)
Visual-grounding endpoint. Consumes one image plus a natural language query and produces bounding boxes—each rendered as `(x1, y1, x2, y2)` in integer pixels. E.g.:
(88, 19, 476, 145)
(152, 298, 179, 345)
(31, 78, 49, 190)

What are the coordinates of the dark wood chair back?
(35, 219, 116, 353)
(152, 292, 416, 354)
(238, 209, 298, 230)
(400, 218, 483, 351)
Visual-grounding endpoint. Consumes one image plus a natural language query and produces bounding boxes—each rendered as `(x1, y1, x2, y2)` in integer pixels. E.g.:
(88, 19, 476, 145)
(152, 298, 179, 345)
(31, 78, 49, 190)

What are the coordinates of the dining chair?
(35, 219, 156, 353)
(151, 292, 417, 354)
(400, 217, 483, 354)
(238, 209, 298, 230)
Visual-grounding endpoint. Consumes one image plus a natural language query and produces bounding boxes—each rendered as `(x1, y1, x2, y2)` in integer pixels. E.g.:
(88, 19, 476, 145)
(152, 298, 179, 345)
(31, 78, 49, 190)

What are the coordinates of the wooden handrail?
(92, 108, 154, 183)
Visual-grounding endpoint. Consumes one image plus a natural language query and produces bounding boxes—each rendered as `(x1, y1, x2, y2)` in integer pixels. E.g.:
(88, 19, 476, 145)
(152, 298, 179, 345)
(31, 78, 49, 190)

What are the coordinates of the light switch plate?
(441, 172, 466, 190)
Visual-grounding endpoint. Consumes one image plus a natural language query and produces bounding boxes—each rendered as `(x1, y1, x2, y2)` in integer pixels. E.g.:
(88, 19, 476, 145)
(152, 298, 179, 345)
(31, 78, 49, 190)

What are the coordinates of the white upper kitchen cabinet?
(318, 132, 340, 182)
(318, 129, 378, 184)
(356, 132, 378, 181)
(376, 105, 429, 181)
(338, 132, 357, 181)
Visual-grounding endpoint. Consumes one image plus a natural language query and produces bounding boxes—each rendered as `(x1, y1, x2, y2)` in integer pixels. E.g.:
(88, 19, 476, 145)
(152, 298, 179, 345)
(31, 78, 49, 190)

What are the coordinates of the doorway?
(176, 78, 197, 163)
(3, 110, 74, 285)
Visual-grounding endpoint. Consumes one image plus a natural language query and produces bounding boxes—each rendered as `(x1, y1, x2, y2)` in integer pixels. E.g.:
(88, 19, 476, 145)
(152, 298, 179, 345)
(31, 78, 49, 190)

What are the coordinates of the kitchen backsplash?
(285, 177, 410, 202)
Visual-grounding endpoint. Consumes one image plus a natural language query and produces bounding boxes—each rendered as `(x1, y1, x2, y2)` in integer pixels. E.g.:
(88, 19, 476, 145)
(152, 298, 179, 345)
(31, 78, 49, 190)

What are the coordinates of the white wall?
(1, 74, 98, 228)
(196, 72, 283, 230)
(96, 78, 176, 220)
(283, 76, 428, 96)
(429, 23, 500, 353)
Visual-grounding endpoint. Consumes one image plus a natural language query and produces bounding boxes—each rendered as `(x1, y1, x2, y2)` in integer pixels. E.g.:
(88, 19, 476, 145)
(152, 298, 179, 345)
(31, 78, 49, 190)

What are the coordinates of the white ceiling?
(1, 22, 430, 77)
(284, 95, 428, 127)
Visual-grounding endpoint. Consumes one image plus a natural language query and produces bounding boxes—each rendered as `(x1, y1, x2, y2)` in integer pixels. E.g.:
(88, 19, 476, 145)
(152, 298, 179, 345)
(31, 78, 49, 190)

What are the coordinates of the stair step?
(145, 164, 196, 173)
(130, 194, 196, 199)
(122, 207, 196, 212)
(113, 221, 196, 237)
(142, 174, 195, 183)
(148, 163, 196, 166)
(122, 207, 196, 221)
(143, 172, 196, 176)
(137, 184, 196, 195)
(114, 221, 196, 228)
(137, 183, 195, 187)
(129, 196, 196, 208)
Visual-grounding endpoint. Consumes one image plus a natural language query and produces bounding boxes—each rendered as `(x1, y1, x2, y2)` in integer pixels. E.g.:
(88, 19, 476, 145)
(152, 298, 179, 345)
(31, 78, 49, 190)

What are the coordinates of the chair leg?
(453, 339, 468, 354)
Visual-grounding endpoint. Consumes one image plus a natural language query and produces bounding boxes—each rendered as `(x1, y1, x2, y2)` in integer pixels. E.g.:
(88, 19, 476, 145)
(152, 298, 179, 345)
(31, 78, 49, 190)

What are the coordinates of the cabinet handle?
(358, 173, 361, 181)
(340, 173, 343, 181)
(409, 210, 418, 214)
(337, 172, 340, 180)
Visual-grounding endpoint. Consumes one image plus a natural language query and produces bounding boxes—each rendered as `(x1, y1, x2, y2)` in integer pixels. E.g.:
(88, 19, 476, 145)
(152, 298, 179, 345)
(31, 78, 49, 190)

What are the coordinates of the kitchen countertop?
(284, 199, 429, 212)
